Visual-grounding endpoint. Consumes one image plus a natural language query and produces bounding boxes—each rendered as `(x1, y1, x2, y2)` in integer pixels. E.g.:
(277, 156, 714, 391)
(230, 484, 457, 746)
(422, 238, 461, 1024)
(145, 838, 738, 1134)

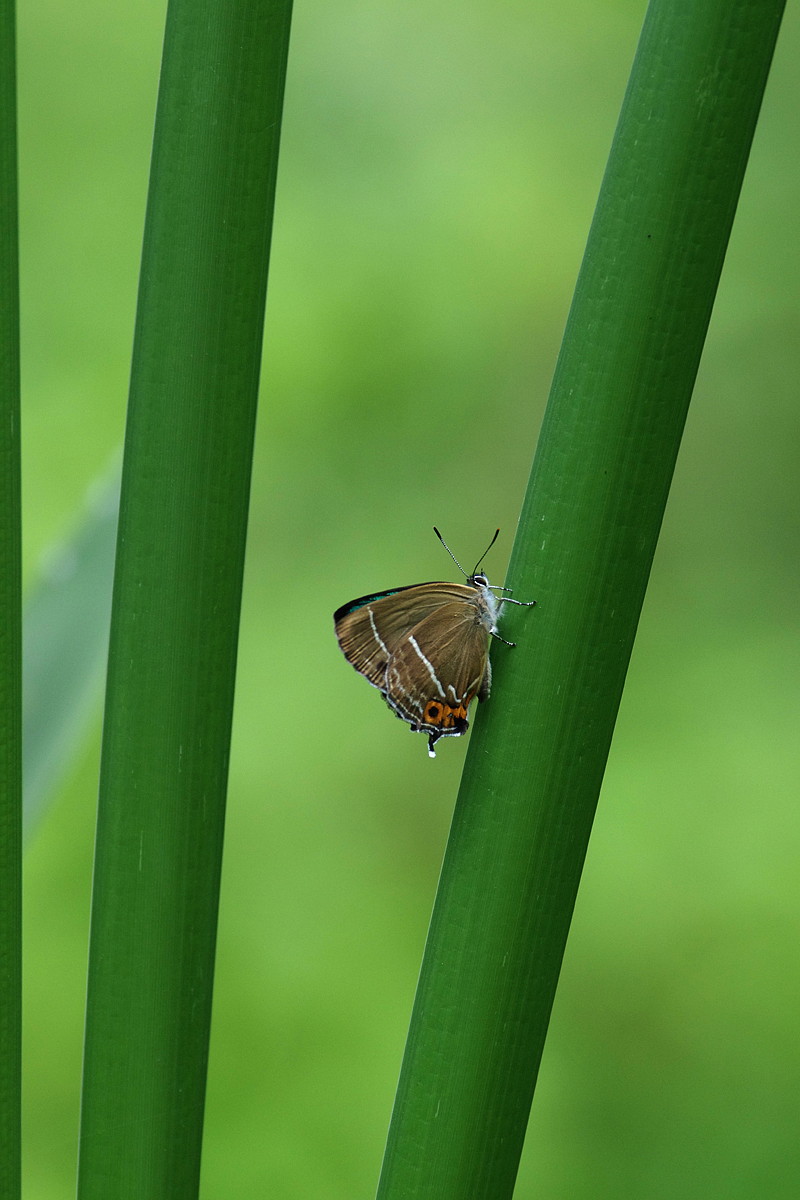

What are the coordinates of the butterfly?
(333, 529, 535, 757)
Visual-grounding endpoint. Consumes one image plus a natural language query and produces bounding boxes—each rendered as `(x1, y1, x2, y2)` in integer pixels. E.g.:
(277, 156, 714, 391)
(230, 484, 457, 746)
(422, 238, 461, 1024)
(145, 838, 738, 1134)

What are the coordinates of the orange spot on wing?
(423, 699, 471, 728)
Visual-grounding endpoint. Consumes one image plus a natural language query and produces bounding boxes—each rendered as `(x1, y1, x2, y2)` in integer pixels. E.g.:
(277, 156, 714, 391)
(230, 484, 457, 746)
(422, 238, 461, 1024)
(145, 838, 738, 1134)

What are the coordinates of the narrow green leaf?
(77, 2, 293, 1197)
(0, 0, 20, 1192)
(22, 465, 118, 838)
(377, 1, 786, 1196)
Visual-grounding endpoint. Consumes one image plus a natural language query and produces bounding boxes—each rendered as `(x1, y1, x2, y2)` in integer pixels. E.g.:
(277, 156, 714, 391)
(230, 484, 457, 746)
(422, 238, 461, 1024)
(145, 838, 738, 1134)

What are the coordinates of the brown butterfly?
(333, 529, 535, 757)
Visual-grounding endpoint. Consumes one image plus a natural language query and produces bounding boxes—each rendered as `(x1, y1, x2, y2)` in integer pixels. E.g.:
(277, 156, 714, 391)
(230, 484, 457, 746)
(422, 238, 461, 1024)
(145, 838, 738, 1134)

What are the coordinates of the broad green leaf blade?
(77, 1, 293, 1198)
(22, 466, 118, 837)
(0, 0, 21, 1191)
(377, 1, 786, 1197)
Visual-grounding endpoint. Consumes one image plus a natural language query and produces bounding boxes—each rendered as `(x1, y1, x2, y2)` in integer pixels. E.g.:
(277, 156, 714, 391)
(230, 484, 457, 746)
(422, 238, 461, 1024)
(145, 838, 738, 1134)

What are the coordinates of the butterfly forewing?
(334, 582, 481, 690)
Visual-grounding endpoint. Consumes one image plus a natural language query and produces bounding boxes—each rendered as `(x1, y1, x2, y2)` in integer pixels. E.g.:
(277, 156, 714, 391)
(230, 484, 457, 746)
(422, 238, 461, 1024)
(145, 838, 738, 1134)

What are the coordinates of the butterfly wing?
(384, 601, 491, 745)
(334, 583, 477, 690)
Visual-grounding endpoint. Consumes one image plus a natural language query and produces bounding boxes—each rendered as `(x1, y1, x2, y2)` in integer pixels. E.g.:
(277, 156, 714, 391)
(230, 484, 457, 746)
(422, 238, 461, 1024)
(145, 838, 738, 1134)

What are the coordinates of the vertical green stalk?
(377, 1, 784, 1197)
(77, 2, 292, 1198)
(0, 1, 20, 1195)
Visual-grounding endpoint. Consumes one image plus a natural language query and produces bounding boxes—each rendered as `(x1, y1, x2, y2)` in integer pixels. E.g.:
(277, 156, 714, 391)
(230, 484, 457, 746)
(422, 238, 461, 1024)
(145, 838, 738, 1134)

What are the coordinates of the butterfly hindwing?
(383, 601, 490, 740)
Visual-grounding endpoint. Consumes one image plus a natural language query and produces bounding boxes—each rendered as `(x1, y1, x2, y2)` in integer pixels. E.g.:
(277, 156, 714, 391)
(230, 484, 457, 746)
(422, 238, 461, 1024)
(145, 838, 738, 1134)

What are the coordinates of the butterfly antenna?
(472, 528, 500, 575)
(433, 526, 501, 578)
(433, 527, 467, 576)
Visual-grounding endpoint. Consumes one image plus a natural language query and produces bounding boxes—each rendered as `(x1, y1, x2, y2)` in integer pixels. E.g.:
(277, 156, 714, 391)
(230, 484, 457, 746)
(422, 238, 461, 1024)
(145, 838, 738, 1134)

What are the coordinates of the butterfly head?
(468, 572, 490, 589)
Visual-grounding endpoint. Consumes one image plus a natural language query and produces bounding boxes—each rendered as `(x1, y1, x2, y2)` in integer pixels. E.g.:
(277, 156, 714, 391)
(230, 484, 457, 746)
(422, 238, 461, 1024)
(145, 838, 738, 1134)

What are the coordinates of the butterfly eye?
(472, 573, 488, 587)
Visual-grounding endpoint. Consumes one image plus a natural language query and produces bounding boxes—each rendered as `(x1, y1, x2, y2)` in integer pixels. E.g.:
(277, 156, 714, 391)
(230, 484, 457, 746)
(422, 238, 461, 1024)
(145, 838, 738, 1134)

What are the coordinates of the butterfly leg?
(490, 628, 516, 647)
(502, 597, 537, 607)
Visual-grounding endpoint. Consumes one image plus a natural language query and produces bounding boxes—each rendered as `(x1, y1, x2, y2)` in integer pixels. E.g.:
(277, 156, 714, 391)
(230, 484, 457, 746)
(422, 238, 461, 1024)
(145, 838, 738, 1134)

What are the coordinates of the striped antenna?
(433, 526, 500, 579)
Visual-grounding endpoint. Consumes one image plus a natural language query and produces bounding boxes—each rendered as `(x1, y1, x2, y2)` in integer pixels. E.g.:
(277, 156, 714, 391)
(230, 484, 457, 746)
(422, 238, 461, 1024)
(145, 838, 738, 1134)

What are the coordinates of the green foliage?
(18, 1, 800, 1198)
(0, 0, 21, 1193)
(376, 1, 786, 1195)
(22, 466, 117, 837)
(75, 1, 292, 1197)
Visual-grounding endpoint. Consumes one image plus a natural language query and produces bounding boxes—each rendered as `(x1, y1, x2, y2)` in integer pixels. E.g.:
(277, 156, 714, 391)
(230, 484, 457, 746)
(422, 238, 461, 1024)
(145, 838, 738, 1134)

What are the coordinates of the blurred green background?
(19, 0, 799, 1196)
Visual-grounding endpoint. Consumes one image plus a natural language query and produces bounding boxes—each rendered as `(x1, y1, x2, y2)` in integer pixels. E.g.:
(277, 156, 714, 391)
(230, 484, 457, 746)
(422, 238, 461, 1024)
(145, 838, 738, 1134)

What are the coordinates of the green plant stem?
(77, 2, 292, 1197)
(0, 0, 20, 1194)
(377, 1, 785, 1196)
